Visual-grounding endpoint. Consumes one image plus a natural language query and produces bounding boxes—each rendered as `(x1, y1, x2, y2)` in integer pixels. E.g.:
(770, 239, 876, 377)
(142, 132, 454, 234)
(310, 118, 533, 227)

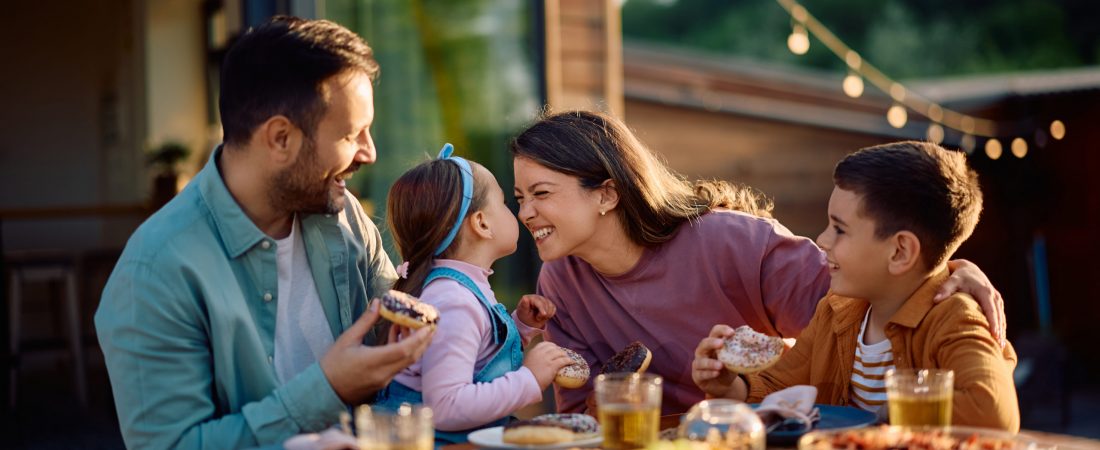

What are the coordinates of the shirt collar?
(432, 259, 495, 295)
(195, 145, 269, 259)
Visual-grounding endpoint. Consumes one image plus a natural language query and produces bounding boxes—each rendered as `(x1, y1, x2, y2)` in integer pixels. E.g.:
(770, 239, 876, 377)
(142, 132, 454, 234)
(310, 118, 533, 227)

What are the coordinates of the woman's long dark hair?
(387, 158, 488, 297)
(509, 110, 773, 247)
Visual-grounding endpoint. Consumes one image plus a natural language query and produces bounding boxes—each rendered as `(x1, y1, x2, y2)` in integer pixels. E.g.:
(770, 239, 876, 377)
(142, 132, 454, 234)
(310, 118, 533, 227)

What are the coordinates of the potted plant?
(147, 141, 192, 207)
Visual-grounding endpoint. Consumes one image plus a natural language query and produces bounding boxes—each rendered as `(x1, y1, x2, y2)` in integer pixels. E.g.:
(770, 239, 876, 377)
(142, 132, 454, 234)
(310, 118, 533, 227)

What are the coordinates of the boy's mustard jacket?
(745, 269, 1020, 431)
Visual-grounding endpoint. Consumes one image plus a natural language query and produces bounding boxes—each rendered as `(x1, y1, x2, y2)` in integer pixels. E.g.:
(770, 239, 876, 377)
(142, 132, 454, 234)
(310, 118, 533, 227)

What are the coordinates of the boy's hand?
(692, 324, 738, 398)
(523, 341, 572, 390)
(517, 294, 556, 329)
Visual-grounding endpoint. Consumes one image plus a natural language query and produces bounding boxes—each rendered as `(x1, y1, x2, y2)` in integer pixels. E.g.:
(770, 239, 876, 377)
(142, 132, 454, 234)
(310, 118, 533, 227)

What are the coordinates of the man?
(95, 17, 433, 449)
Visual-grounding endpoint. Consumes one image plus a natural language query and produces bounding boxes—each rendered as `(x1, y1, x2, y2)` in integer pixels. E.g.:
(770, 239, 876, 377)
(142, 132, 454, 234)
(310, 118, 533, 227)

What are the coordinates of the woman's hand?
(692, 325, 739, 398)
(517, 294, 557, 329)
(937, 259, 1007, 348)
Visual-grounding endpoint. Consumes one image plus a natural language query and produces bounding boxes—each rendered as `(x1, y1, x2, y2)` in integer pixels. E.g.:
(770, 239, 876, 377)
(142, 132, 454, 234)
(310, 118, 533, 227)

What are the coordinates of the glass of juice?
(355, 403, 433, 450)
(595, 373, 663, 450)
(885, 369, 954, 426)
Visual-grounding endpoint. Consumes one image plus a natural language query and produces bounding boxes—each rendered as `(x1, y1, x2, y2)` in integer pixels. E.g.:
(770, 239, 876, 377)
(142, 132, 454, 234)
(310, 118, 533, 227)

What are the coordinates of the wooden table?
(439, 418, 1100, 450)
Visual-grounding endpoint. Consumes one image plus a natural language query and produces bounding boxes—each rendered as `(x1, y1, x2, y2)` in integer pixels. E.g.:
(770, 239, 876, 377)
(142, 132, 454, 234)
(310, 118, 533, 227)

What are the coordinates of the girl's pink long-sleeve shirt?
(392, 259, 544, 431)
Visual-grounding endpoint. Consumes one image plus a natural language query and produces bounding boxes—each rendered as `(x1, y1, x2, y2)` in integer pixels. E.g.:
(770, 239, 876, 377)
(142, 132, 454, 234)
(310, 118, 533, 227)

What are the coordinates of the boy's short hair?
(834, 141, 983, 269)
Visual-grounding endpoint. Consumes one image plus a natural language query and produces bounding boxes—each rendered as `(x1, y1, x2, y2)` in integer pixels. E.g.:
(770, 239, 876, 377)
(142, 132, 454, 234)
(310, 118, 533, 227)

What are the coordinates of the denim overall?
(375, 267, 525, 445)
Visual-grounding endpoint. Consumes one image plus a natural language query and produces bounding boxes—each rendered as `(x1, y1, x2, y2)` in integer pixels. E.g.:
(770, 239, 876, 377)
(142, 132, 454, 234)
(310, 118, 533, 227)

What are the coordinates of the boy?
(691, 141, 1019, 431)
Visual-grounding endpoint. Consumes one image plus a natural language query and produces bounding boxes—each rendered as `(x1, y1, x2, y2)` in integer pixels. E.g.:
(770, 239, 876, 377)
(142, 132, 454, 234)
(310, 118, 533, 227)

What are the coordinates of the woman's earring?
(600, 211, 606, 216)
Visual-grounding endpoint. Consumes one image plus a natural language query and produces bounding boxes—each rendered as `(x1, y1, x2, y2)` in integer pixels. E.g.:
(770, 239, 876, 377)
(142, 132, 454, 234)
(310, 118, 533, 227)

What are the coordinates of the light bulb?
(985, 139, 1002, 160)
(927, 124, 944, 144)
(887, 105, 908, 128)
(1011, 138, 1028, 158)
(961, 134, 976, 154)
(788, 26, 809, 55)
(1050, 120, 1066, 140)
(928, 104, 943, 123)
(842, 73, 864, 98)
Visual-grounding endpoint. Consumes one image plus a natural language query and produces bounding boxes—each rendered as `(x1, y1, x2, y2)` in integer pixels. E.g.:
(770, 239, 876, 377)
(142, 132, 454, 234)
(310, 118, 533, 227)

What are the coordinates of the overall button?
(261, 241, 271, 250)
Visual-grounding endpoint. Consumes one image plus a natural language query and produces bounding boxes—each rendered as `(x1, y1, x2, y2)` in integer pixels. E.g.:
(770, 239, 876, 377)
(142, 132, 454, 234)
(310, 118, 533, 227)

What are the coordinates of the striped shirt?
(850, 308, 894, 416)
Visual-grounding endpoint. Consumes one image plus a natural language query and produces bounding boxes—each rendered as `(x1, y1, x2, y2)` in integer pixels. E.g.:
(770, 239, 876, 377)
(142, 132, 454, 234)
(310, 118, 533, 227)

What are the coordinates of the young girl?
(375, 144, 572, 444)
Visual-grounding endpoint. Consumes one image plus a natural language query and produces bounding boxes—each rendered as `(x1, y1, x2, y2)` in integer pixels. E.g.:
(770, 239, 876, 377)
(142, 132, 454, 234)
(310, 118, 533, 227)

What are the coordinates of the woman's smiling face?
(513, 157, 604, 262)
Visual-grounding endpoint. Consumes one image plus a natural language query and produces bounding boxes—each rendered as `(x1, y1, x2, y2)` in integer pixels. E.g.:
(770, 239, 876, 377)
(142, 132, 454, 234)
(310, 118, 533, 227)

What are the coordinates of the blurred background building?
(1, 0, 1098, 447)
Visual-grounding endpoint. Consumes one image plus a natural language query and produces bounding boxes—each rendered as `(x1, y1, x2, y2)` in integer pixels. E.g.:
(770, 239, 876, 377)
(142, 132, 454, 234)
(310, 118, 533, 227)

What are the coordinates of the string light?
(774, 0, 1066, 161)
(927, 124, 945, 144)
(842, 72, 864, 98)
(985, 139, 1003, 160)
(787, 24, 810, 55)
(1011, 138, 1028, 158)
(960, 134, 976, 154)
(887, 104, 907, 128)
(1050, 120, 1066, 140)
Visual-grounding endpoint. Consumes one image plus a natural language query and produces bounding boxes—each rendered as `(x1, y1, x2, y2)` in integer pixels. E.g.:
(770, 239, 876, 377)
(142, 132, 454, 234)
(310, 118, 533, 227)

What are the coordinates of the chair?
(6, 250, 88, 410)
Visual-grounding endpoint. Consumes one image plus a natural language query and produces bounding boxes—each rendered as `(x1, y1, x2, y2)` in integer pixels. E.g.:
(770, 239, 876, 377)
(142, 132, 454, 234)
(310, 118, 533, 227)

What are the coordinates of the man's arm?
(95, 259, 346, 450)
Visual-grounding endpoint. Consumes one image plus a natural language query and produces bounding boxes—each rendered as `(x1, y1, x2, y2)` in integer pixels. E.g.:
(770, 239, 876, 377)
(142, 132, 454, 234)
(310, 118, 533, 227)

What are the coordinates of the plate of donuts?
(467, 414, 603, 449)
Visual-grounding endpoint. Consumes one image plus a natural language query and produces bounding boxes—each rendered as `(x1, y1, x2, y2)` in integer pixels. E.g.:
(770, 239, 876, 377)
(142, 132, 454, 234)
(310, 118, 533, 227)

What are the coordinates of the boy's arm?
(744, 299, 828, 402)
(930, 296, 1020, 432)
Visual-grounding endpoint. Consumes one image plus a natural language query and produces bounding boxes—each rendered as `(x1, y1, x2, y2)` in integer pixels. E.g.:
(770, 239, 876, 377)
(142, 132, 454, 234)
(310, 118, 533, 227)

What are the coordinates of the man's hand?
(517, 294, 556, 329)
(692, 325, 738, 398)
(320, 301, 434, 404)
(936, 259, 1007, 348)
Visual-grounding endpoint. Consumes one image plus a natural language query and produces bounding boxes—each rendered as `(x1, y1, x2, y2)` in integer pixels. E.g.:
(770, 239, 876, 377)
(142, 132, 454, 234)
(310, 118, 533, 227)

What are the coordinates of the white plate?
(466, 426, 603, 449)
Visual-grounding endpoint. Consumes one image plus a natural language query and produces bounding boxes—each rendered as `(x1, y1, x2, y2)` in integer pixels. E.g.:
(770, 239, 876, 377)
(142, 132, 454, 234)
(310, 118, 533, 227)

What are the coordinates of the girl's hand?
(523, 341, 571, 389)
(517, 294, 556, 329)
(692, 324, 738, 398)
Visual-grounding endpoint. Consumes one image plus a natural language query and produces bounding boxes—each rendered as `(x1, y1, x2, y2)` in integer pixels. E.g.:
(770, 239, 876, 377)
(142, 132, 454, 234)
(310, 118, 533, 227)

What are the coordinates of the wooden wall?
(544, 0, 623, 116)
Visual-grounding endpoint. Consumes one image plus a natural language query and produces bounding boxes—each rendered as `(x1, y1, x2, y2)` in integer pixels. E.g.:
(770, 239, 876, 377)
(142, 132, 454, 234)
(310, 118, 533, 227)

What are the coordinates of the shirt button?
(268, 355, 274, 364)
(261, 241, 271, 250)
(263, 292, 273, 302)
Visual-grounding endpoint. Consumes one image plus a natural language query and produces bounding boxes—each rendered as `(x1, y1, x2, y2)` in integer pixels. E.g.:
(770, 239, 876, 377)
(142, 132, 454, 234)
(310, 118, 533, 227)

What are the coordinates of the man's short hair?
(219, 16, 379, 146)
(835, 141, 983, 268)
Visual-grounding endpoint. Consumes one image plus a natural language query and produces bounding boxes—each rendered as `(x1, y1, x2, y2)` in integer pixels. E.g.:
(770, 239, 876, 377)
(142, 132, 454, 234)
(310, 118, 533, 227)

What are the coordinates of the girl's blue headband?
(434, 143, 474, 256)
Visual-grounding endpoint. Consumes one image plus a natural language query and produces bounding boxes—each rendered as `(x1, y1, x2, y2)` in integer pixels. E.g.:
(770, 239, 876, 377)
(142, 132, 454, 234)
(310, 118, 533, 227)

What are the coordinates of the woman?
(510, 110, 1005, 415)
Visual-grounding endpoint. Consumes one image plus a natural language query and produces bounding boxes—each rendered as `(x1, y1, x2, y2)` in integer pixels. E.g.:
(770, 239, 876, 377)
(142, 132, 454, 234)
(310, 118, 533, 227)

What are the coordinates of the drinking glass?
(354, 403, 433, 450)
(595, 373, 662, 449)
(885, 369, 954, 426)
(678, 399, 765, 450)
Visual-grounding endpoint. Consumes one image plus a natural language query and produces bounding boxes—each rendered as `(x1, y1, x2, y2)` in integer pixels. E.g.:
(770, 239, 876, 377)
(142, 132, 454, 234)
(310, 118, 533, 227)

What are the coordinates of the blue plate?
(750, 404, 878, 446)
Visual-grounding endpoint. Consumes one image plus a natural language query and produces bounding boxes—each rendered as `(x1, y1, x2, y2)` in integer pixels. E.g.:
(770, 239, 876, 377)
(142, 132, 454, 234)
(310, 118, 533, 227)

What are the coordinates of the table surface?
(440, 413, 1100, 450)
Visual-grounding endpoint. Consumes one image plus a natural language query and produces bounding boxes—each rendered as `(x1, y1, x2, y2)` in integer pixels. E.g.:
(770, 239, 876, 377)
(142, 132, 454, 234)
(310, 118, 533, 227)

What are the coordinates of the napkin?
(755, 385, 821, 432)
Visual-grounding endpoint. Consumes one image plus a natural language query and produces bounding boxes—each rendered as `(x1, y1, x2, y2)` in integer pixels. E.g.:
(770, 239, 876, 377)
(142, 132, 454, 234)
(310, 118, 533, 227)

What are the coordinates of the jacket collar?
(886, 268, 951, 329)
(826, 267, 951, 333)
(195, 145, 269, 259)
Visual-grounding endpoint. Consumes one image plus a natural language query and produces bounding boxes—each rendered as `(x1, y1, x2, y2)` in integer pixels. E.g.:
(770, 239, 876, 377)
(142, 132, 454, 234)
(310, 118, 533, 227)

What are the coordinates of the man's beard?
(269, 138, 355, 215)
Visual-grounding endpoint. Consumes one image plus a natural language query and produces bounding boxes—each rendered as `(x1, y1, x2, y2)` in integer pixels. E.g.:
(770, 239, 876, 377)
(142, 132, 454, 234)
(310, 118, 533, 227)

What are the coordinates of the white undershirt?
(274, 217, 334, 385)
(850, 308, 894, 417)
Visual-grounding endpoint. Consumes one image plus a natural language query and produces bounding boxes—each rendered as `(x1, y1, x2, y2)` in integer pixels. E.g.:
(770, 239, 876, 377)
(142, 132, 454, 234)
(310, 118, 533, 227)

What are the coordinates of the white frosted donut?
(717, 325, 784, 373)
(554, 348, 590, 389)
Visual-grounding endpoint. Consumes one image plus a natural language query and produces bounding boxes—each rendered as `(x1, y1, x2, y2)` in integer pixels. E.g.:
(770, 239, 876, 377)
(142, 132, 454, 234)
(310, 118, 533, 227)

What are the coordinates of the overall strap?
(423, 267, 508, 344)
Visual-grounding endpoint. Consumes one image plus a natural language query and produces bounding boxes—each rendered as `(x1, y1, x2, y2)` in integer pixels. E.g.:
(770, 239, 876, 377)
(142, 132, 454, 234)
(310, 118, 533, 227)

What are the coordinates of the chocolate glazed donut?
(600, 341, 652, 374)
(378, 290, 439, 330)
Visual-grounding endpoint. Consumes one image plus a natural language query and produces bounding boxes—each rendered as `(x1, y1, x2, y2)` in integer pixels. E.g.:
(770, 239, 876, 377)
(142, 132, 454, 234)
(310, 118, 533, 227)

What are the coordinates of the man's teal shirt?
(95, 148, 396, 449)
